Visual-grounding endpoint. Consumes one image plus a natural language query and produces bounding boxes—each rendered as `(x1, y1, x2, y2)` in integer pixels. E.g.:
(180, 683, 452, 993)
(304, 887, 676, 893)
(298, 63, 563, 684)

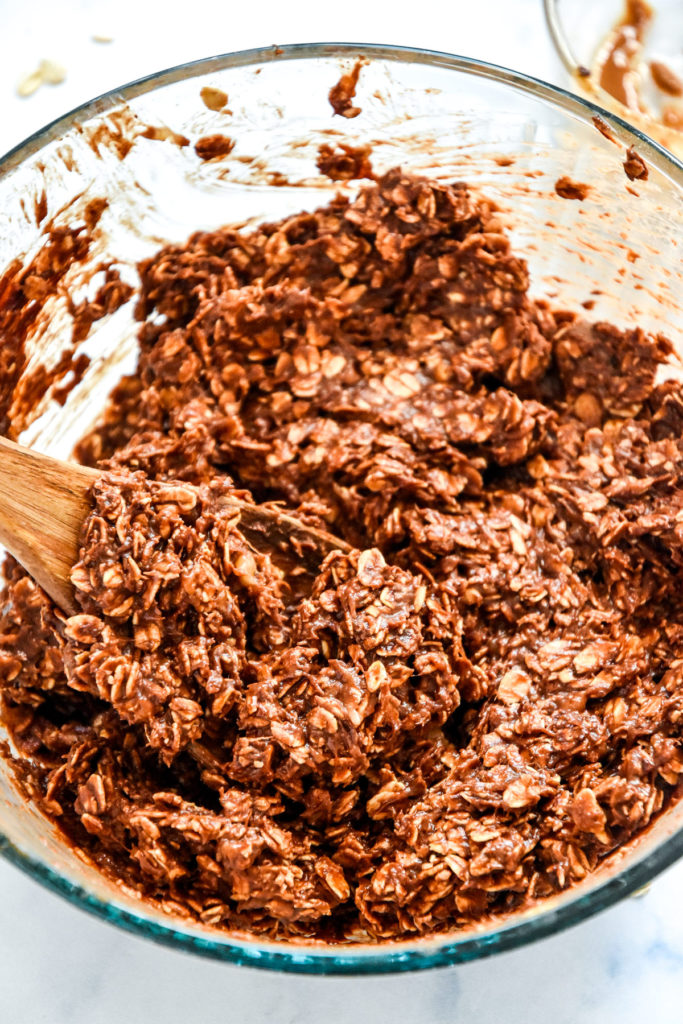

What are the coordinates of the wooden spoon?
(0, 435, 350, 616)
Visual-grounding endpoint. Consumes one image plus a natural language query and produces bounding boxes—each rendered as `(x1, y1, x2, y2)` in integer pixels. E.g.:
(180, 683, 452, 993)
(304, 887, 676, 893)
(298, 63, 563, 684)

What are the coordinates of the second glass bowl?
(544, 0, 683, 156)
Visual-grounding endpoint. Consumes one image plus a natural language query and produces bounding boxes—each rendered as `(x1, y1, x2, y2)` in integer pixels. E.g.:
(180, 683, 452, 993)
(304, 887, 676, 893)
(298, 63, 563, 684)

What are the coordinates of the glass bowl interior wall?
(0, 44, 682, 973)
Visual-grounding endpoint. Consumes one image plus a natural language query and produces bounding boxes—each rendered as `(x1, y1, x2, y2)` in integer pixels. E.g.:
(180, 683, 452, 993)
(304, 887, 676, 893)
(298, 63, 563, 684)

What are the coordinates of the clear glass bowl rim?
(1, 41, 683, 975)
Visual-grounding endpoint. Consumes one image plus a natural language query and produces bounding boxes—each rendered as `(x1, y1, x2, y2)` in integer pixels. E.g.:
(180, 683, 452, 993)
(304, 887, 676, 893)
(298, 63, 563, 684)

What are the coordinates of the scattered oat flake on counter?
(16, 69, 43, 98)
(17, 59, 66, 98)
(39, 59, 66, 85)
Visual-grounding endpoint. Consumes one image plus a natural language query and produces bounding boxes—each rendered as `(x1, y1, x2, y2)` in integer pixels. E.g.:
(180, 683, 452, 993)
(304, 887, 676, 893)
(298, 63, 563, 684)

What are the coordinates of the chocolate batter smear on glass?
(1, 169, 682, 942)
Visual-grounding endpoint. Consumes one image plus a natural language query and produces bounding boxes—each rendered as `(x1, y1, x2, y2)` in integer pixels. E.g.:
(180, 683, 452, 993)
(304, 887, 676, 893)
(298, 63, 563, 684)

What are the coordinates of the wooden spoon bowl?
(0, 435, 350, 615)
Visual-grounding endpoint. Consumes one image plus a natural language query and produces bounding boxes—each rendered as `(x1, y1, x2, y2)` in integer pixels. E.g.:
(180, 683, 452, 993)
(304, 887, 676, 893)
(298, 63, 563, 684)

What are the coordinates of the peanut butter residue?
(588, 0, 683, 152)
(597, 0, 653, 111)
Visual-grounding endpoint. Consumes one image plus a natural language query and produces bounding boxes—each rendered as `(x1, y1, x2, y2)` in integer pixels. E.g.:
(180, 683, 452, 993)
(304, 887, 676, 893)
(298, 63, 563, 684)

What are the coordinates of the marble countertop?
(1, 2, 681, 1021)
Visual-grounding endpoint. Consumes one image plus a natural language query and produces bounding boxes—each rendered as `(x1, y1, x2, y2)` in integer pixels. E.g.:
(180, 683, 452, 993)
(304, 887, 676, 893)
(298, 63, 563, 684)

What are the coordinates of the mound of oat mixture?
(2, 169, 683, 941)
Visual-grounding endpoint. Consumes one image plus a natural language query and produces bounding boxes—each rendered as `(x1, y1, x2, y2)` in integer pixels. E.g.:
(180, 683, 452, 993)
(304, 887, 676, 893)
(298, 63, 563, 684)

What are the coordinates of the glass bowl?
(544, 0, 683, 156)
(1, 43, 683, 975)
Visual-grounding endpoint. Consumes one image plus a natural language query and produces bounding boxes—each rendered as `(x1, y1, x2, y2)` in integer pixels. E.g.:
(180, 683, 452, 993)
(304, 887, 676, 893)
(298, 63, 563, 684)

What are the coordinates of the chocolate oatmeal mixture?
(2, 169, 683, 942)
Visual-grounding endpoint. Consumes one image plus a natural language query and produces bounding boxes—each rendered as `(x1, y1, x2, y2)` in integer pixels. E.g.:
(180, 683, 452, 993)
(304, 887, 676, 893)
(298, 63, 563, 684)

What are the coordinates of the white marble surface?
(1, 1, 682, 1020)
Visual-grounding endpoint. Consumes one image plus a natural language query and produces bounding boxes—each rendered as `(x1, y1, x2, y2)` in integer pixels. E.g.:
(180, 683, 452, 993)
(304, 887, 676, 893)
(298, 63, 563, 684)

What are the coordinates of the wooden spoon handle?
(0, 436, 97, 615)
